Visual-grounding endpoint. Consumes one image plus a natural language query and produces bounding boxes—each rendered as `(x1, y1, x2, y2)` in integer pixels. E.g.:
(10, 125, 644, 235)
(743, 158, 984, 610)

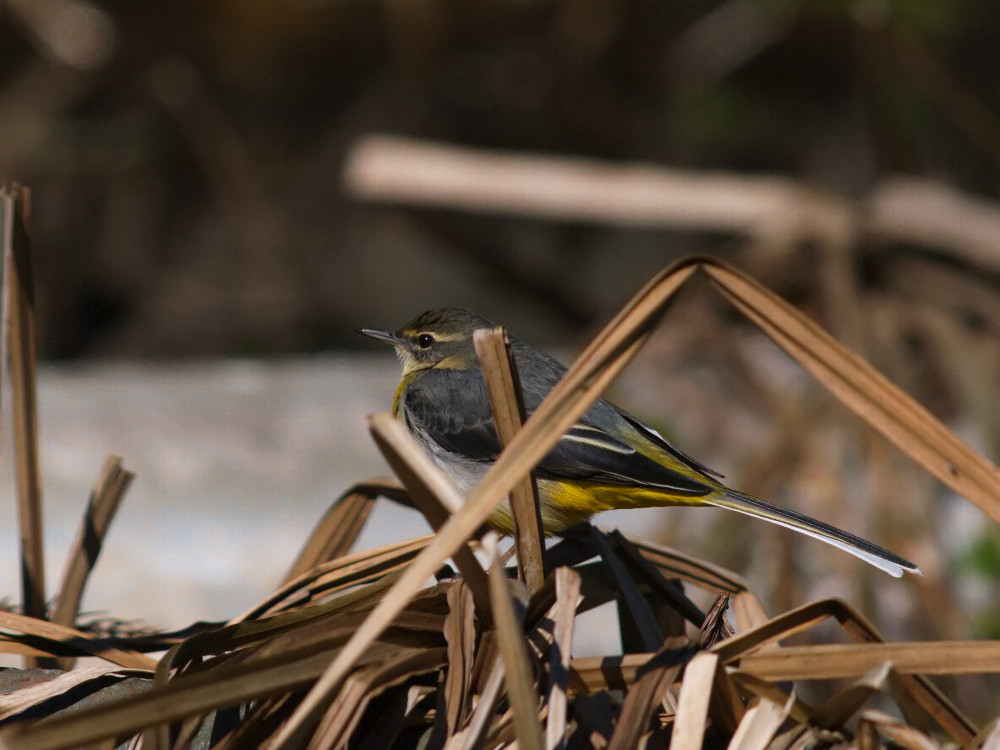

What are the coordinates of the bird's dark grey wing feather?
(403, 369, 501, 459)
(542, 426, 713, 495)
(404, 367, 712, 496)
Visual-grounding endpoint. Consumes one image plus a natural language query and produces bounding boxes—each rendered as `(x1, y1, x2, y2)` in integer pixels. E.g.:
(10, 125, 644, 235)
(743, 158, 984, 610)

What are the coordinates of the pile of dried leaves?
(2, 188, 1000, 749)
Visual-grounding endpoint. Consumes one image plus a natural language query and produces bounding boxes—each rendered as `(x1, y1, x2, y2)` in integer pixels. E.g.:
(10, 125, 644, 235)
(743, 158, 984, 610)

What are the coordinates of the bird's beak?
(357, 327, 402, 347)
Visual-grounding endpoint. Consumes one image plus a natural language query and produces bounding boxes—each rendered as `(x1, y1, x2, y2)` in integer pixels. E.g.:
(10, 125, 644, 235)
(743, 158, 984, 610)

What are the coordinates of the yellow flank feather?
(487, 478, 711, 534)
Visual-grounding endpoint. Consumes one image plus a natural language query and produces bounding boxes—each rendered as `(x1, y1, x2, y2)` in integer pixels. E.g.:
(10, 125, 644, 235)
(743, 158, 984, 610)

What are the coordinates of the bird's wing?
(404, 368, 713, 497)
(402, 369, 501, 459)
(613, 409, 725, 479)
(545, 422, 713, 496)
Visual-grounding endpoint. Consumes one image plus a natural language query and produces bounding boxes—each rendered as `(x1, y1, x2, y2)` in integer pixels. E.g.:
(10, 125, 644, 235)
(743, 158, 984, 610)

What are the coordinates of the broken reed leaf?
(626, 535, 750, 595)
(725, 690, 797, 750)
(2, 186, 47, 630)
(709, 653, 745, 735)
(231, 533, 432, 623)
(369, 412, 491, 611)
(344, 683, 417, 750)
(668, 651, 720, 750)
(545, 566, 581, 750)
(972, 717, 1000, 750)
(727, 672, 813, 726)
(728, 591, 772, 633)
(702, 260, 1000, 527)
(163, 572, 411, 680)
(474, 326, 547, 594)
(591, 528, 664, 653)
(0, 637, 73, 659)
(283, 477, 408, 584)
(567, 653, 661, 694)
(859, 709, 944, 750)
(606, 637, 692, 750)
(736, 641, 1000, 681)
(50, 455, 134, 671)
(307, 647, 448, 750)
(238, 607, 447, 675)
(211, 694, 299, 750)
(442, 581, 476, 736)
(700, 594, 733, 649)
(711, 597, 870, 663)
(444, 655, 506, 750)
(810, 661, 927, 734)
(0, 667, 150, 723)
(709, 597, 975, 743)
(0, 611, 155, 670)
(608, 530, 704, 632)
(484, 533, 545, 750)
(0, 644, 354, 750)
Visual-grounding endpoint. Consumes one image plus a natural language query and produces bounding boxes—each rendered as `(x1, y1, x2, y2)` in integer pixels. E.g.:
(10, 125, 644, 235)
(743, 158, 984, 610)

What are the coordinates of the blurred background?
(2, 0, 1000, 715)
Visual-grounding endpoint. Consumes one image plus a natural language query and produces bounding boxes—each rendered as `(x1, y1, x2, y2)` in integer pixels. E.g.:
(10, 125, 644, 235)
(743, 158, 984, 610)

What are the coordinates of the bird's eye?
(416, 333, 435, 349)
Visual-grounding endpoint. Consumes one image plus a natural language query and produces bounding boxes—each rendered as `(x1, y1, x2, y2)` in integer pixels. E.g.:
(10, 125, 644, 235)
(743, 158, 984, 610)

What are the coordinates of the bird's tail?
(705, 489, 921, 577)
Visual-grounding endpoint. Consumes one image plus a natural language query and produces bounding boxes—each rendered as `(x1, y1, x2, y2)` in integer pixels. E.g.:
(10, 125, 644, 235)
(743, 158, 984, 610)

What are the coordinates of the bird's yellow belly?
(487, 478, 710, 535)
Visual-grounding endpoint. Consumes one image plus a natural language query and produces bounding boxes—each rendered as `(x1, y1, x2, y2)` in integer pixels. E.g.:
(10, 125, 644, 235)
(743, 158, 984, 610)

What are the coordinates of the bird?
(358, 307, 920, 577)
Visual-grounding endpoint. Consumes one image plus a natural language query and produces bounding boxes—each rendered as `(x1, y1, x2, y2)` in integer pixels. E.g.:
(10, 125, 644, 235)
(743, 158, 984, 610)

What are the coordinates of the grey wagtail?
(359, 307, 920, 577)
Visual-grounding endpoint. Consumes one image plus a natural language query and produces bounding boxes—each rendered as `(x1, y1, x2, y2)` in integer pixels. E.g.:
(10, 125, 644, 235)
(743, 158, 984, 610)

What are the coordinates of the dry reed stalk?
(475, 326, 547, 593)
(49, 456, 133, 670)
(1, 186, 46, 634)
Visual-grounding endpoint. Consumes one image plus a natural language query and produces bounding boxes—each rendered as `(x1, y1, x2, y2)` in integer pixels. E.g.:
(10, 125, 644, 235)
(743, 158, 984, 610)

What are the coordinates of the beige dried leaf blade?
(442, 581, 477, 736)
(606, 637, 692, 750)
(810, 661, 926, 733)
(0, 667, 151, 723)
(627, 535, 750, 595)
(307, 646, 448, 750)
(728, 672, 813, 726)
(282, 477, 408, 584)
(702, 260, 1000, 526)
(710, 598, 974, 744)
(2, 186, 47, 629)
(726, 689, 797, 750)
(0, 616, 445, 750)
(545, 566, 581, 750)
(736, 641, 1000, 681)
(0, 646, 338, 750)
(485, 534, 545, 750)
(369, 413, 491, 610)
(669, 651, 720, 750)
(445, 655, 506, 750)
(592, 529, 665, 652)
(50, 456, 133, 634)
(475, 326, 547, 594)
(610, 531, 707, 632)
(729, 591, 772, 632)
(859, 710, 945, 750)
(157, 570, 413, 684)
(0, 611, 155, 670)
(232, 532, 430, 622)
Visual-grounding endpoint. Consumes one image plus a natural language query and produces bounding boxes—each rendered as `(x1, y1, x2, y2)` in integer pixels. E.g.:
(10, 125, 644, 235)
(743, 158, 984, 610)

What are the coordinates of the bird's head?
(358, 307, 496, 375)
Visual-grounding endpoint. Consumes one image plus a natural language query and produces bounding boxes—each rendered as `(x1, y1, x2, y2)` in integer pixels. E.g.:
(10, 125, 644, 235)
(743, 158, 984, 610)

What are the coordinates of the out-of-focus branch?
(344, 135, 1000, 273)
(3, 0, 115, 70)
(867, 178, 1000, 273)
(343, 135, 852, 247)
